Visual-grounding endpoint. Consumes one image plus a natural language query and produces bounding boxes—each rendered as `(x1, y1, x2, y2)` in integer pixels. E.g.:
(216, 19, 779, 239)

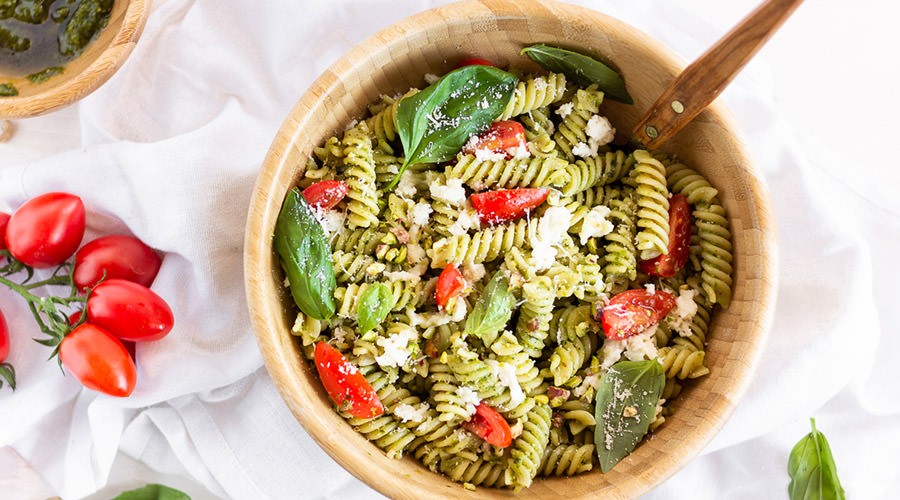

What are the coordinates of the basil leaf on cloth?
(521, 44, 633, 104)
(388, 65, 518, 190)
(273, 188, 336, 320)
(788, 418, 846, 500)
(357, 283, 393, 334)
(594, 359, 665, 472)
(465, 269, 513, 343)
(113, 483, 191, 500)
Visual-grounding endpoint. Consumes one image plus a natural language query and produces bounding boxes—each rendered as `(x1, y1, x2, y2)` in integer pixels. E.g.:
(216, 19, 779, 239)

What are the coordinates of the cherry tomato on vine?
(639, 194, 691, 278)
(302, 181, 349, 211)
(314, 342, 384, 419)
(435, 264, 465, 310)
(470, 188, 549, 225)
(600, 289, 676, 340)
(73, 235, 162, 291)
(67, 310, 135, 360)
(60, 323, 136, 397)
(457, 57, 495, 68)
(462, 120, 527, 159)
(0, 309, 14, 391)
(462, 403, 512, 448)
(5, 192, 85, 268)
(86, 279, 174, 342)
(0, 212, 10, 251)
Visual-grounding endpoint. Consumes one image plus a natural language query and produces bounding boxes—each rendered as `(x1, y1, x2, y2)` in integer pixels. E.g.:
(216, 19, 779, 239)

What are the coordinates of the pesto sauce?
(0, 0, 112, 88)
(0, 82, 17, 95)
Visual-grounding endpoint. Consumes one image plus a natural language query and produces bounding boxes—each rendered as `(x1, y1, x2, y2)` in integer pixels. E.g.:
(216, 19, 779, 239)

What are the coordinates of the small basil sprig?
(594, 359, 665, 472)
(386, 65, 518, 191)
(357, 283, 393, 334)
(521, 44, 632, 104)
(112, 483, 191, 500)
(273, 188, 336, 320)
(465, 270, 513, 343)
(788, 419, 846, 500)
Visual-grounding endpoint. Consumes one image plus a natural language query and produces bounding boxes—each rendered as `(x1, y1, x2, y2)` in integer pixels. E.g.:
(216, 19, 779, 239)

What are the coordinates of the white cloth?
(1, 1, 897, 499)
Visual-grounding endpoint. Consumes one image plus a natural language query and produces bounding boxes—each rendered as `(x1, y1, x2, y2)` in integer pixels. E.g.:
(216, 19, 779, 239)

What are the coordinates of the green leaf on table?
(0, 363, 16, 391)
(113, 483, 191, 500)
(594, 359, 665, 472)
(387, 65, 518, 191)
(465, 270, 513, 344)
(521, 44, 633, 104)
(273, 188, 336, 320)
(357, 283, 393, 334)
(788, 418, 846, 500)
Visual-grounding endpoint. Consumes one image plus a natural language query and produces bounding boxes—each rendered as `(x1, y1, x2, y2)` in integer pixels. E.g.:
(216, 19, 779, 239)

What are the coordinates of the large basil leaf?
(387, 65, 518, 190)
(113, 484, 191, 500)
(788, 419, 846, 500)
(357, 283, 393, 334)
(465, 270, 513, 343)
(594, 359, 665, 472)
(521, 44, 632, 104)
(273, 188, 336, 320)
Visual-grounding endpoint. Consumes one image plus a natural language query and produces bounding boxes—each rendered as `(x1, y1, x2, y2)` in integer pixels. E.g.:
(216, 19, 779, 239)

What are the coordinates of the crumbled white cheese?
(578, 205, 613, 244)
(375, 327, 418, 368)
(571, 142, 594, 158)
(670, 288, 699, 337)
(315, 208, 346, 238)
(384, 262, 428, 285)
(530, 207, 572, 270)
(456, 386, 481, 417)
(343, 119, 359, 131)
(395, 170, 418, 199)
(461, 263, 486, 283)
(448, 296, 468, 323)
(508, 145, 531, 160)
(645, 283, 656, 295)
(474, 148, 507, 162)
(555, 102, 574, 119)
(487, 360, 525, 408)
(406, 243, 427, 265)
(410, 201, 432, 226)
(394, 402, 430, 423)
(424, 73, 440, 84)
(430, 178, 467, 206)
(448, 208, 481, 237)
(623, 326, 658, 361)
(586, 115, 615, 148)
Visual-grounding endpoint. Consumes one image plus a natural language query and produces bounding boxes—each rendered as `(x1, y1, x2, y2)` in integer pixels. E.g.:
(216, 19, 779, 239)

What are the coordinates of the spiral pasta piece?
(551, 304, 597, 343)
(657, 345, 710, 380)
(559, 150, 634, 197)
(332, 226, 385, 255)
(694, 202, 734, 307)
(441, 456, 509, 487)
(364, 89, 419, 144)
(499, 73, 568, 120)
(553, 86, 605, 161)
(507, 402, 552, 490)
(540, 444, 595, 476)
(342, 123, 380, 229)
(549, 333, 596, 386)
(446, 154, 568, 191)
(515, 276, 556, 358)
(631, 150, 671, 260)
(665, 159, 719, 205)
(429, 217, 540, 268)
(602, 189, 638, 292)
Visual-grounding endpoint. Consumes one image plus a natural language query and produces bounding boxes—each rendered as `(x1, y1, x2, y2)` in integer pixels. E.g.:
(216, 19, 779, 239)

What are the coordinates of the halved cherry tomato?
(302, 180, 349, 210)
(435, 264, 465, 309)
(470, 188, 549, 225)
(600, 289, 676, 340)
(73, 235, 162, 291)
(86, 279, 174, 342)
(639, 194, 691, 278)
(462, 120, 527, 159)
(5, 192, 85, 268)
(0, 212, 10, 251)
(314, 342, 384, 419)
(457, 57, 495, 68)
(60, 323, 137, 397)
(462, 403, 513, 448)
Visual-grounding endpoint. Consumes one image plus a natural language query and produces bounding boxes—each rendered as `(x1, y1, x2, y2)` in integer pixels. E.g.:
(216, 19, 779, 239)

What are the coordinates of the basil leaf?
(387, 65, 518, 190)
(465, 270, 513, 342)
(788, 419, 846, 500)
(357, 283, 393, 334)
(113, 484, 191, 500)
(594, 359, 665, 472)
(273, 188, 336, 320)
(521, 44, 633, 104)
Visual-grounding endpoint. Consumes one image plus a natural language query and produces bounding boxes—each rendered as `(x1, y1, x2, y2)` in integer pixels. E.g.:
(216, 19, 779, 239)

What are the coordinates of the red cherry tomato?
(73, 235, 162, 291)
(462, 120, 527, 159)
(302, 181, 349, 210)
(314, 342, 384, 419)
(639, 195, 691, 278)
(0, 310, 15, 390)
(470, 188, 549, 225)
(5, 192, 85, 268)
(462, 403, 513, 448)
(435, 264, 465, 309)
(601, 289, 676, 340)
(67, 310, 135, 360)
(457, 57, 495, 68)
(60, 323, 137, 397)
(0, 309, 9, 363)
(87, 279, 174, 342)
(0, 212, 10, 251)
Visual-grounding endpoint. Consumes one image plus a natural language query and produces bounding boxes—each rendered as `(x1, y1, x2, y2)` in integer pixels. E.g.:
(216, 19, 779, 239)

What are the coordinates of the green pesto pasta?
(277, 56, 735, 491)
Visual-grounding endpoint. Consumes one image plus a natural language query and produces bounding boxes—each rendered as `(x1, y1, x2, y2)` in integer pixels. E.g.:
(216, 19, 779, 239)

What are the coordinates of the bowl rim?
(0, 0, 150, 119)
(245, 0, 778, 497)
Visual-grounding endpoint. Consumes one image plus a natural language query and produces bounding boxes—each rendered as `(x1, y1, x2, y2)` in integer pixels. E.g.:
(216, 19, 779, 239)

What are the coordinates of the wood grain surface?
(244, 0, 778, 497)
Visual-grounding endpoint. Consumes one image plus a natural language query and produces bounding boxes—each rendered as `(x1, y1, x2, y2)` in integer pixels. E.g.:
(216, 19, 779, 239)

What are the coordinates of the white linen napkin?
(1, 0, 896, 498)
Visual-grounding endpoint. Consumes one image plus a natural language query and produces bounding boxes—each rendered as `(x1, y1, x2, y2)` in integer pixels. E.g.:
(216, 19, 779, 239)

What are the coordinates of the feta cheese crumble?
(395, 169, 418, 199)
(571, 142, 593, 158)
(456, 386, 481, 417)
(474, 148, 508, 162)
(394, 402, 430, 423)
(448, 208, 481, 236)
(555, 102, 574, 119)
(585, 115, 615, 148)
(430, 178, 466, 206)
(578, 205, 613, 244)
(487, 360, 525, 408)
(410, 201, 432, 226)
(670, 288, 699, 337)
(530, 206, 572, 270)
(375, 327, 417, 368)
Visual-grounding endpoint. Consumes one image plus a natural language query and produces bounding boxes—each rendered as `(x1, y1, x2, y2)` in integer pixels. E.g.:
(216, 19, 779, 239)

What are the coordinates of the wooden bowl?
(245, 0, 778, 497)
(0, 0, 149, 119)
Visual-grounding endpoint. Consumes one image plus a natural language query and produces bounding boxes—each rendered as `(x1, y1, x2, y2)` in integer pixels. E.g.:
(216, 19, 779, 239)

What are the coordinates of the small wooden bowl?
(0, 0, 149, 119)
(245, 1, 778, 498)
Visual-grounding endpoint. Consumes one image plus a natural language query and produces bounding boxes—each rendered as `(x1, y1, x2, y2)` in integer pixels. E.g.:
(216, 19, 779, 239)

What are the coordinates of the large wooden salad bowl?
(245, 0, 778, 497)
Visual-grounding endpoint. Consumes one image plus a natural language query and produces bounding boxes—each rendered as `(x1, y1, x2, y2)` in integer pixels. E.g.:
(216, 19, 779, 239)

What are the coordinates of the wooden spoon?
(632, 0, 805, 149)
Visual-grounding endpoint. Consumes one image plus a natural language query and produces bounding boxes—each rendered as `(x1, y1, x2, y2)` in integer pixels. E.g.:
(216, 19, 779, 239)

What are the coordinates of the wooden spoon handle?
(631, 0, 804, 149)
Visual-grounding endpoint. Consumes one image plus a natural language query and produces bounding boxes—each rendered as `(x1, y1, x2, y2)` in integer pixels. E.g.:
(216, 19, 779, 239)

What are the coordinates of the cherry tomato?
(0, 212, 10, 251)
(73, 235, 162, 291)
(470, 188, 549, 225)
(462, 403, 512, 448)
(5, 192, 85, 268)
(68, 310, 135, 360)
(302, 181, 349, 210)
(435, 264, 465, 309)
(462, 120, 527, 159)
(60, 323, 137, 397)
(0, 309, 9, 363)
(314, 342, 384, 419)
(600, 289, 676, 340)
(457, 57, 495, 68)
(639, 194, 691, 278)
(87, 279, 174, 342)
